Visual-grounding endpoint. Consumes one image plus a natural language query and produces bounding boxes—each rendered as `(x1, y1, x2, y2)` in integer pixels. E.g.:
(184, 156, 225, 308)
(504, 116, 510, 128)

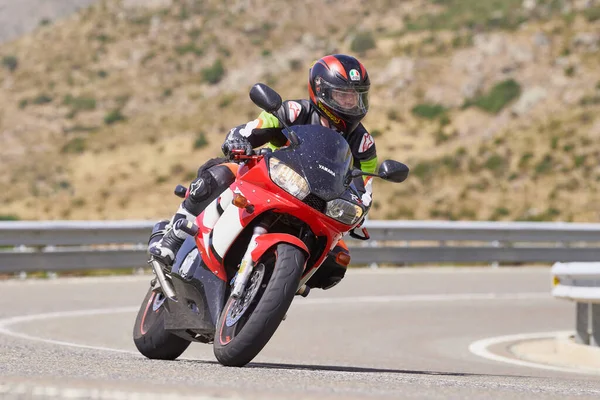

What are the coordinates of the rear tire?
(213, 243, 305, 367)
(133, 288, 191, 360)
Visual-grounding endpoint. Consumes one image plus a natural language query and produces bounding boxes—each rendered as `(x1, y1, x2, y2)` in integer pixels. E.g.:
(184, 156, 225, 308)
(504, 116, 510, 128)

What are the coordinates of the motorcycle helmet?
(309, 54, 370, 135)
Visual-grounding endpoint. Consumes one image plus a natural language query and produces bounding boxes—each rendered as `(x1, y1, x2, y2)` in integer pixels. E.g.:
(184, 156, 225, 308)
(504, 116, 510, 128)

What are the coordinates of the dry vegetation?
(1, 0, 600, 222)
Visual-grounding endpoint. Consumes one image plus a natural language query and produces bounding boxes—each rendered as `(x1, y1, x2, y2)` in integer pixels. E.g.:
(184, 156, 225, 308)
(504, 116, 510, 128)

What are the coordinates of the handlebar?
(230, 148, 272, 161)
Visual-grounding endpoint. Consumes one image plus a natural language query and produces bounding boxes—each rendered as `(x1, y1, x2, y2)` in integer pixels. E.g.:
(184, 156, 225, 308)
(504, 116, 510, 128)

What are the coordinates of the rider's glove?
(222, 137, 253, 158)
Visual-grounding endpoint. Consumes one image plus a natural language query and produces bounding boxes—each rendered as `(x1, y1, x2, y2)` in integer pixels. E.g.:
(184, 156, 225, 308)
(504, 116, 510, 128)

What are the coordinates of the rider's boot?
(148, 206, 197, 266)
(147, 162, 237, 267)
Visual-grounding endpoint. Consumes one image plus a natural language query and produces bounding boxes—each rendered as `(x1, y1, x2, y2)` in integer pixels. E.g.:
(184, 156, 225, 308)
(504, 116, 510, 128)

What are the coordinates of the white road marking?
(469, 332, 600, 375)
(295, 292, 550, 305)
(0, 307, 140, 355)
(0, 383, 242, 400)
(0, 292, 548, 355)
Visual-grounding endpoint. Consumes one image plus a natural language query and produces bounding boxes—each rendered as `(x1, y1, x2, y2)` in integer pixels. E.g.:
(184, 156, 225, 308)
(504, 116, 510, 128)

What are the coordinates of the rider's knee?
(183, 164, 236, 215)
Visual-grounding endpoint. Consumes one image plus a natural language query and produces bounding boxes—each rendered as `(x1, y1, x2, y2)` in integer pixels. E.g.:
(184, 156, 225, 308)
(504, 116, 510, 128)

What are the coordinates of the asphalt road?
(0, 267, 599, 399)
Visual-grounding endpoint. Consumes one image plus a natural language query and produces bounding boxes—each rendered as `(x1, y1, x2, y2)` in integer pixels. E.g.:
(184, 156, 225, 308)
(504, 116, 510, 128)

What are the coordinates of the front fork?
(231, 225, 268, 298)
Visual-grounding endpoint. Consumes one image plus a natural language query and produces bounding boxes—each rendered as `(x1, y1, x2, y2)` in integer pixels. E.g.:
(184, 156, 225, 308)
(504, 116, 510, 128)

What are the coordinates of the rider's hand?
(222, 137, 253, 158)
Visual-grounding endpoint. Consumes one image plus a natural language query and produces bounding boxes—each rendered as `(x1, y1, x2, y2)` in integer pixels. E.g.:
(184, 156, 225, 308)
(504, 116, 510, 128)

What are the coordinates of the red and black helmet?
(309, 54, 370, 135)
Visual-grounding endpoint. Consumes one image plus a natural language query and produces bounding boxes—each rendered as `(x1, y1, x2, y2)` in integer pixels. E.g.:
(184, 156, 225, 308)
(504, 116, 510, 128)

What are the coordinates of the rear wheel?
(133, 288, 191, 360)
(213, 243, 305, 367)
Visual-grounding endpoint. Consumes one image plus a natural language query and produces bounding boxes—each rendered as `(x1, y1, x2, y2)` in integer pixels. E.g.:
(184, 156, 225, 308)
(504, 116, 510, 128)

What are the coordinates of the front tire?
(133, 288, 191, 360)
(213, 243, 305, 367)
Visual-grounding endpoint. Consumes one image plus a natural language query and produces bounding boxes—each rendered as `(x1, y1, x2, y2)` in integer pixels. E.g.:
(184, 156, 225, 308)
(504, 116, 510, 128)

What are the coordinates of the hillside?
(1, 0, 600, 222)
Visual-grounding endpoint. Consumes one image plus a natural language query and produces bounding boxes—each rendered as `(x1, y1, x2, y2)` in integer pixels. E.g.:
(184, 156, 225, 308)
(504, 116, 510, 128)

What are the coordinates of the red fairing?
(250, 233, 310, 263)
(229, 159, 352, 276)
(191, 155, 355, 282)
(194, 232, 227, 281)
(194, 207, 228, 281)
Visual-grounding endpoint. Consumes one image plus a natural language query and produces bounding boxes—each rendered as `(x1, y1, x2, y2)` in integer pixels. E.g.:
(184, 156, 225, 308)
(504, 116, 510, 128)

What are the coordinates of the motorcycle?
(132, 83, 409, 367)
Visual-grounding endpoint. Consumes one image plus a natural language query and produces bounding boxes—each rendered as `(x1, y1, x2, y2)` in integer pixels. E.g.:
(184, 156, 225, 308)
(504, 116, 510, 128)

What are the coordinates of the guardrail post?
(576, 302, 590, 344)
(593, 304, 600, 347)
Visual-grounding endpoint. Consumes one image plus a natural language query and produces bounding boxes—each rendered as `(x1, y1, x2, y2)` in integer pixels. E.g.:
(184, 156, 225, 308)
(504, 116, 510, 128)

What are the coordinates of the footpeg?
(296, 284, 310, 297)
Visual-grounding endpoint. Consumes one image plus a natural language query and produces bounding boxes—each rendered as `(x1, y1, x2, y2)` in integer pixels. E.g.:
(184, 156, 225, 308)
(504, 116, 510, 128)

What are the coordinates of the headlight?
(325, 198, 363, 225)
(269, 157, 310, 200)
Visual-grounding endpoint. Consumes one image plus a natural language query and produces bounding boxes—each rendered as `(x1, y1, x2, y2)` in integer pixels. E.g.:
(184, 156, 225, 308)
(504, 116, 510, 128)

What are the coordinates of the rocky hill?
(1, 0, 599, 222)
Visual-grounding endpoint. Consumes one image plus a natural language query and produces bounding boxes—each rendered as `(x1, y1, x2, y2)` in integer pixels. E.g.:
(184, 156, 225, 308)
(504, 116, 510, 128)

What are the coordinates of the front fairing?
(268, 125, 352, 201)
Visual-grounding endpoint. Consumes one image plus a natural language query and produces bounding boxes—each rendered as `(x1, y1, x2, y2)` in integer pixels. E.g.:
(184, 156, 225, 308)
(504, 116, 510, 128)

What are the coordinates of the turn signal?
(336, 252, 351, 267)
(232, 193, 249, 208)
(553, 276, 560, 286)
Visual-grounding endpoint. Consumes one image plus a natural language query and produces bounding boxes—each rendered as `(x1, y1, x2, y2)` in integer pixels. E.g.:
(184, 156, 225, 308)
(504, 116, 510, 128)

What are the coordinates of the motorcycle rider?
(149, 54, 377, 290)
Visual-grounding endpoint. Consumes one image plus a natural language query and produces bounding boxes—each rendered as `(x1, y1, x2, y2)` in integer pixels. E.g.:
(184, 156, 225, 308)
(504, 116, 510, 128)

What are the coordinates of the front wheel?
(213, 243, 306, 367)
(133, 288, 191, 360)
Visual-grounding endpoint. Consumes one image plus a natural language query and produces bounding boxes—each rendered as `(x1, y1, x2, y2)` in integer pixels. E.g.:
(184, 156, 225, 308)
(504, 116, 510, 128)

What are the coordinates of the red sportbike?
(133, 84, 409, 367)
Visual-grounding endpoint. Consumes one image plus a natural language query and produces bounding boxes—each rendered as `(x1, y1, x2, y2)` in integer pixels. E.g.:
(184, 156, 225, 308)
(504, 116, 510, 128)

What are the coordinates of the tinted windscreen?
(270, 125, 352, 201)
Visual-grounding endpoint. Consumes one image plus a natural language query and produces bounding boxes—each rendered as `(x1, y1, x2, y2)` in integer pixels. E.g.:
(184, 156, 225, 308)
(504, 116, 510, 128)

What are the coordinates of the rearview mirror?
(378, 160, 409, 183)
(249, 83, 283, 113)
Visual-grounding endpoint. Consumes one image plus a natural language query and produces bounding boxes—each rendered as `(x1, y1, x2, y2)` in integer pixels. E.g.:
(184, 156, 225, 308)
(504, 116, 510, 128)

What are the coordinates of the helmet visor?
(320, 82, 369, 116)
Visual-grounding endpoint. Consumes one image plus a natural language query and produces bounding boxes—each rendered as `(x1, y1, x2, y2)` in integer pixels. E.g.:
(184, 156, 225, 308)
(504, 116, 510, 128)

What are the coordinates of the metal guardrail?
(2, 220, 600, 273)
(552, 262, 600, 347)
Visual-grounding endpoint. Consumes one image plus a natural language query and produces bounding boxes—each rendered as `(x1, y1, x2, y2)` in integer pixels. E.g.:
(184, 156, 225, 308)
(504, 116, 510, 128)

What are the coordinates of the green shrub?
(193, 132, 209, 149)
(411, 103, 447, 119)
(218, 94, 235, 108)
(32, 94, 53, 105)
(61, 138, 87, 154)
(350, 31, 376, 54)
(404, 0, 526, 32)
(583, 7, 600, 22)
(412, 161, 437, 180)
(188, 28, 201, 39)
(202, 59, 225, 85)
(434, 130, 451, 144)
(63, 95, 96, 111)
(0, 214, 19, 221)
(104, 109, 126, 125)
(2, 55, 18, 71)
(574, 155, 586, 168)
(387, 109, 400, 121)
(71, 198, 86, 208)
(175, 43, 203, 56)
(466, 79, 521, 114)
(484, 154, 507, 176)
(564, 66, 575, 77)
(490, 206, 510, 221)
(534, 154, 553, 175)
(18, 99, 28, 109)
(518, 152, 533, 168)
(289, 59, 303, 71)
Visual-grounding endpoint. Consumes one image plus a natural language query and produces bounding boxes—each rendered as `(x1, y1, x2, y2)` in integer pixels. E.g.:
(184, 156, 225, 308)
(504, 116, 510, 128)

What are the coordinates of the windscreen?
(270, 125, 352, 201)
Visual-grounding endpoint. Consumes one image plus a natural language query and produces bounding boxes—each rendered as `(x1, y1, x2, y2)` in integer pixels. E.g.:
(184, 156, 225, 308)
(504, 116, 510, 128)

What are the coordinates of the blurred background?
(1, 0, 599, 223)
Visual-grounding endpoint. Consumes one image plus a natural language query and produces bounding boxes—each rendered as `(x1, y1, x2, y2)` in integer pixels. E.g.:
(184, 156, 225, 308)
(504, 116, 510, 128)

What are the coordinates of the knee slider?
(183, 166, 235, 215)
(187, 173, 213, 203)
(207, 165, 236, 190)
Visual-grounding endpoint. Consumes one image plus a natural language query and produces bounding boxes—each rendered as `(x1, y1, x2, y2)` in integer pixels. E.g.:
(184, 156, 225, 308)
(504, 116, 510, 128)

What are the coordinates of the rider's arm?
(223, 98, 311, 150)
(347, 123, 378, 207)
(224, 110, 286, 148)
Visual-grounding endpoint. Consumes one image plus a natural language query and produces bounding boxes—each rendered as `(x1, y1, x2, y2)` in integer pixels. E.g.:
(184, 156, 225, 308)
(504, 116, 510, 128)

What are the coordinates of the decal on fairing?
(202, 188, 234, 250)
(211, 197, 245, 259)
